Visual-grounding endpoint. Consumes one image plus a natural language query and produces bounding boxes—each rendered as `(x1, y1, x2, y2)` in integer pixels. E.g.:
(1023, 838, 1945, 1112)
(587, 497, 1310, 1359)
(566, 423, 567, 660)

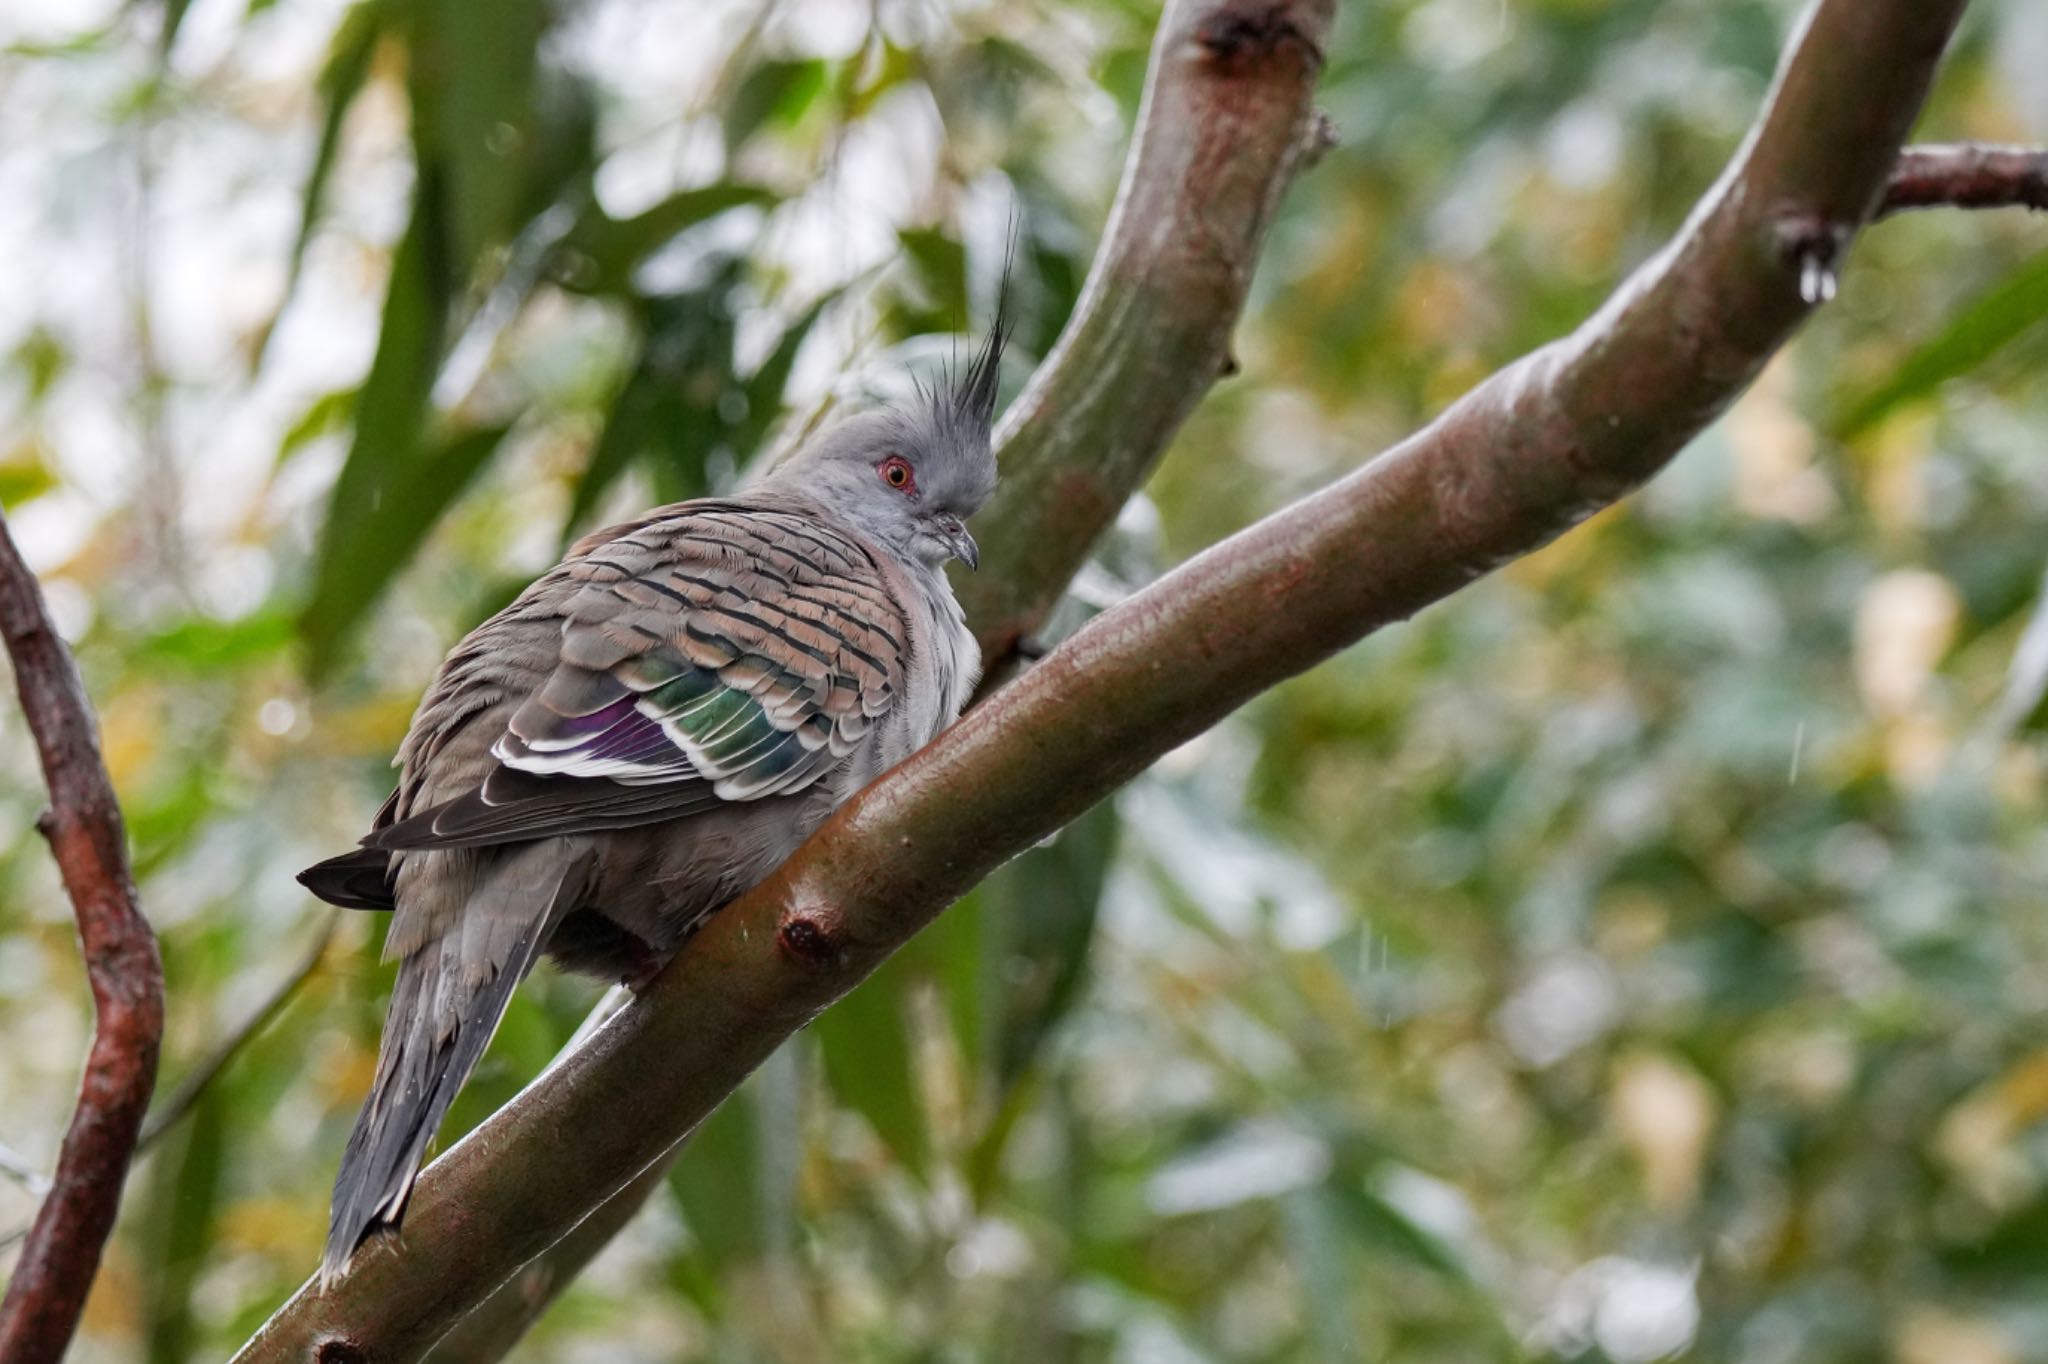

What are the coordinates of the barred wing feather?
(367, 505, 908, 852)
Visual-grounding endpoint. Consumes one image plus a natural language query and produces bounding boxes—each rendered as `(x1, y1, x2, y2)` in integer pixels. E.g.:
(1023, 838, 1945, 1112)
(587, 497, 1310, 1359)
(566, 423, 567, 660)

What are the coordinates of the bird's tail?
(321, 846, 588, 1285)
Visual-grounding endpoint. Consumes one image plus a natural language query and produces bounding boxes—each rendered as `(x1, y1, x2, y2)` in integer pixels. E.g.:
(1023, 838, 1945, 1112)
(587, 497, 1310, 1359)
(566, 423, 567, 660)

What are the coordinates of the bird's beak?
(938, 516, 980, 571)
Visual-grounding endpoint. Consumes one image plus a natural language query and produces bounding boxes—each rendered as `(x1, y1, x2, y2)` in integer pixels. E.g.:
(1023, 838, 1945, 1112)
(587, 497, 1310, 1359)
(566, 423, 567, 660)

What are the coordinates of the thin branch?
(0, 1143, 51, 1198)
(1880, 143, 2048, 216)
(230, 0, 1967, 1358)
(136, 913, 337, 1155)
(958, 0, 1335, 686)
(0, 516, 165, 1364)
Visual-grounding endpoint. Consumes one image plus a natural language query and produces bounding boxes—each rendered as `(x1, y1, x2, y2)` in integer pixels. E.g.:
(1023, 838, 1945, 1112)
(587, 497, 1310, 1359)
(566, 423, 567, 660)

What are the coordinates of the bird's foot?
(620, 938, 666, 994)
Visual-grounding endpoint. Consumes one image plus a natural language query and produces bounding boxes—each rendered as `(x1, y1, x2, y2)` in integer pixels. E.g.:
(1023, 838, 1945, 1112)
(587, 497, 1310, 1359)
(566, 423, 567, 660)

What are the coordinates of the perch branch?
(420, 1154, 674, 1363)
(230, 0, 1965, 1358)
(0, 514, 165, 1364)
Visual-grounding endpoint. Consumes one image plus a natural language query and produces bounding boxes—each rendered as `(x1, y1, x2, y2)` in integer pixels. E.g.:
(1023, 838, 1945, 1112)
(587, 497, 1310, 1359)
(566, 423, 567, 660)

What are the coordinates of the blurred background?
(2, 0, 2047, 1359)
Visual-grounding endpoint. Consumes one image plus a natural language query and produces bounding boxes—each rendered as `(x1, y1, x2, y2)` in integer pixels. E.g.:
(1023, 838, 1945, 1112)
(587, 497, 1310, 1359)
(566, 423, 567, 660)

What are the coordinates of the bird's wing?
(366, 503, 910, 852)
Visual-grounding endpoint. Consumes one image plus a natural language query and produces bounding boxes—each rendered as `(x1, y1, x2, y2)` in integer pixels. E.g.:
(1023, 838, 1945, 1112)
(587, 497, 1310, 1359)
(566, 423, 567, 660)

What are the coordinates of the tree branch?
(418, 987, 647, 1363)
(419, 1153, 674, 1363)
(959, 0, 1336, 681)
(0, 1144, 51, 1199)
(230, 0, 1968, 1358)
(1880, 143, 2048, 216)
(0, 514, 165, 1364)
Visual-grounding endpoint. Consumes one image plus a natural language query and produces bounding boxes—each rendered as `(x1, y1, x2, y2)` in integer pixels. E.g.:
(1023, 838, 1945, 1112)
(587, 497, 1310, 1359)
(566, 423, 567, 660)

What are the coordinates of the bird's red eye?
(878, 456, 916, 493)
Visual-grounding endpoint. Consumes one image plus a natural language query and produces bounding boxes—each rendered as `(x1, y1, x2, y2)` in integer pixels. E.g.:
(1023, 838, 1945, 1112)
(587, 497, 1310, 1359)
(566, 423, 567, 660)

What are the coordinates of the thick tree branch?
(418, 988, 646, 1363)
(231, 0, 1967, 1358)
(959, 0, 1336, 680)
(0, 514, 165, 1364)
(1880, 143, 2048, 216)
(419, 1153, 672, 1363)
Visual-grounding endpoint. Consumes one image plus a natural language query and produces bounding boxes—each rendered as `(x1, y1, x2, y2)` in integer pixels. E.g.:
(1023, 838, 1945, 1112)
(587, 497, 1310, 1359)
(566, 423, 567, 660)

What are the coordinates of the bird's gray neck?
(910, 560, 979, 723)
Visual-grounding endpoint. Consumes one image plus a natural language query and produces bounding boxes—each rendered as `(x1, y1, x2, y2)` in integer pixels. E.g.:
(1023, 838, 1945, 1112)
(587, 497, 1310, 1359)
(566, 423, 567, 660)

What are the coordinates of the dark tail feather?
(298, 846, 397, 911)
(320, 850, 588, 1285)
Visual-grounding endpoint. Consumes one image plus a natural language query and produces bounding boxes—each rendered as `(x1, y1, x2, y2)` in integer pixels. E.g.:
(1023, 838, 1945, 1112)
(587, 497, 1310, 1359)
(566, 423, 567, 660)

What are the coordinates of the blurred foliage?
(1, 0, 2046, 1361)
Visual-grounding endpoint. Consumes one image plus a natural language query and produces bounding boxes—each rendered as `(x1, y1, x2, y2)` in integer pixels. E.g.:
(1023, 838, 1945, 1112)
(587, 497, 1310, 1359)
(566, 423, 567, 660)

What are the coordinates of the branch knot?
(777, 911, 845, 968)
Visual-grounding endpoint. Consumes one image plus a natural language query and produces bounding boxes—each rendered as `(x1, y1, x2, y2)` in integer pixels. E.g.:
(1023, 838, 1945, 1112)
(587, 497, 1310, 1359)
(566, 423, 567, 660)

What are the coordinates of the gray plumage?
(301, 320, 1003, 1284)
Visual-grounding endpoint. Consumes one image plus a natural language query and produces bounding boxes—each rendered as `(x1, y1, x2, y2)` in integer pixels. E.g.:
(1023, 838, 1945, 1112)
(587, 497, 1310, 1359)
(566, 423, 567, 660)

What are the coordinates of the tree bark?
(959, 0, 1336, 682)
(0, 515, 165, 1364)
(1880, 143, 2048, 216)
(229, 0, 1973, 1359)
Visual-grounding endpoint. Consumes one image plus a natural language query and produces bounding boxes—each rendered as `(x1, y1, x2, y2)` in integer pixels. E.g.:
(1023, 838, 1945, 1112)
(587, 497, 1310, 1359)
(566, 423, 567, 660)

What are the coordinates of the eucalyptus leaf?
(816, 953, 930, 1177)
(1837, 250, 2048, 436)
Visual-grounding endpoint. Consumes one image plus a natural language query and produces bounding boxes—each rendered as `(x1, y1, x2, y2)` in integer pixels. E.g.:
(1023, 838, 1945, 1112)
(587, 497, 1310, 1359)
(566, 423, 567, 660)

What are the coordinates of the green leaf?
(1322, 1181, 1477, 1287)
(301, 420, 509, 677)
(668, 1075, 772, 1275)
(14, 324, 67, 402)
(276, 388, 356, 469)
(1993, 574, 2048, 737)
(732, 286, 844, 459)
(0, 444, 56, 508)
(923, 883, 990, 1084)
(722, 59, 828, 155)
(1837, 250, 2048, 437)
(512, 65, 598, 228)
(1282, 1191, 1363, 1362)
(555, 185, 775, 298)
(258, 0, 383, 363)
(160, 0, 194, 58)
(1939, 1190, 2048, 1284)
(564, 363, 659, 533)
(299, 189, 455, 675)
(896, 226, 968, 332)
(988, 799, 1119, 1086)
(564, 271, 744, 534)
(406, 0, 548, 276)
(958, 803, 1116, 1197)
(816, 952, 930, 1177)
(840, 39, 919, 121)
(132, 610, 295, 672)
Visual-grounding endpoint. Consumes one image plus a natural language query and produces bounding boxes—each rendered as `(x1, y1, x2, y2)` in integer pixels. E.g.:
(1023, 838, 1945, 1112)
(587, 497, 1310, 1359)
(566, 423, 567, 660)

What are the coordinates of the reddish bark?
(1882, 143, 2048, 216)
(0, 514, 164, 1364)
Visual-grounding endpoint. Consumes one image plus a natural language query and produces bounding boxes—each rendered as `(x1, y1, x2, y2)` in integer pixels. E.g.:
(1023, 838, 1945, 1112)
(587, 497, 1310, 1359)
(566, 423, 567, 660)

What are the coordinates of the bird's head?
(771, 312, 1005, 573)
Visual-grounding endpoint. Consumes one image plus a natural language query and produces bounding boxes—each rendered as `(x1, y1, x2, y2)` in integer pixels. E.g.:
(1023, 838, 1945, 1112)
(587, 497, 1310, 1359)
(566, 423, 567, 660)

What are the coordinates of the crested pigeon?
(299, 320, 1003, 1283)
